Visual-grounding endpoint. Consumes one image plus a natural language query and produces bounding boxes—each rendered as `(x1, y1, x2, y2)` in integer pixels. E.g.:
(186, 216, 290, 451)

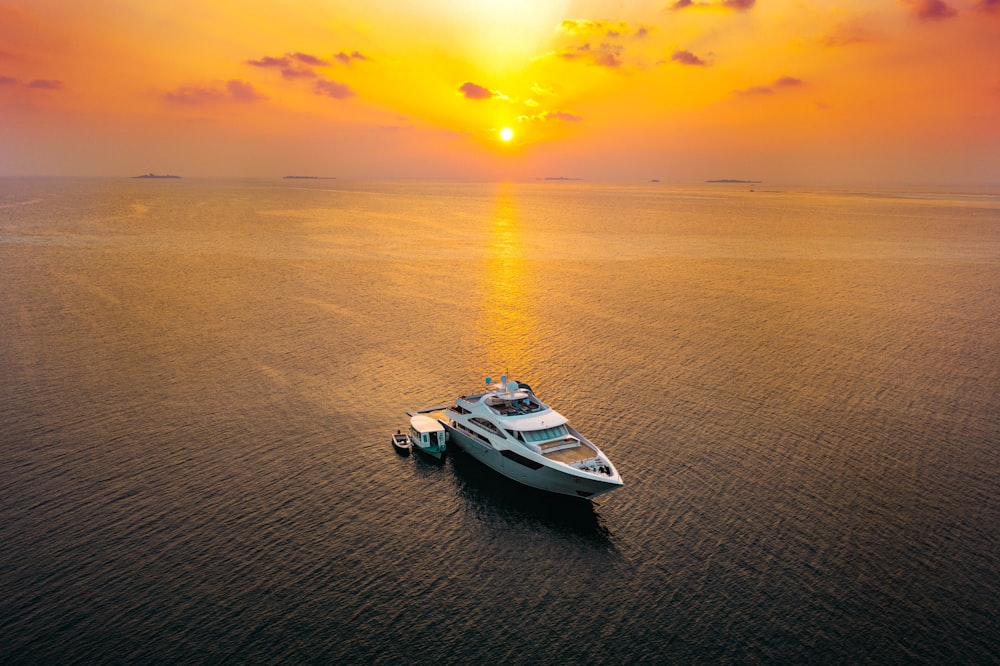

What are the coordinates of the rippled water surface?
(2, 179, 998, 663)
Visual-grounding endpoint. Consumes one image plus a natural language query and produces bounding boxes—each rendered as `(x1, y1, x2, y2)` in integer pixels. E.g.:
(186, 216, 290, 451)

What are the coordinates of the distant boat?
(133, 173, 180, 179)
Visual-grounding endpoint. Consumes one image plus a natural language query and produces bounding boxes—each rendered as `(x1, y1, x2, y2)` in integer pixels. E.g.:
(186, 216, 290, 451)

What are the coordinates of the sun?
(500, 127, 514, 142)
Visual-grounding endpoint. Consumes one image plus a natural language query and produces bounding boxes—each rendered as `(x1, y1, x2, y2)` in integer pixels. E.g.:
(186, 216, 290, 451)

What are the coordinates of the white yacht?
(438, 376, 623, 499)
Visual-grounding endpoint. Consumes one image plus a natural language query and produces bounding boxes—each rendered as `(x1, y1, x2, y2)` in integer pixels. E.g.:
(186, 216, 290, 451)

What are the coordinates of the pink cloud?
(247, 56, 290, 68)
(163, 79, 264, 105)
(249, 53, 330, 70)
(26, 79, 62, 90)
(736, 76, 805, 96)
(314, 78, 354, 99)
(458, 81, 493, 100)
(334, 51, 371, 65)
(0, 76, 66, 91)
(246, 51, 364, 98)
(164, 86, 225, 105)
(821, 19, 878, 47)
(225, 80, 264, 102)
(281, 67, 316, 79)
(291, 52, 328, 66)
(973, 0, 1000, 11)
(671, 50, 708, 66)
(774, 76, 804, 87)
(546, 111, 583, 122)
(900, 0, 958, 20)
(737, 85, 774, 96)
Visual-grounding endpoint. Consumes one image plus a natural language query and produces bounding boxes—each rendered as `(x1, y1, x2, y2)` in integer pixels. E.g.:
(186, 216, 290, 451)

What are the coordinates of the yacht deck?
(540, 440, 599, 464)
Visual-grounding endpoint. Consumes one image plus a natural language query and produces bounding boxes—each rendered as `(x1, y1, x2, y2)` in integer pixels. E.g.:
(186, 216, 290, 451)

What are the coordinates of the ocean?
(1, 178, 998, 663)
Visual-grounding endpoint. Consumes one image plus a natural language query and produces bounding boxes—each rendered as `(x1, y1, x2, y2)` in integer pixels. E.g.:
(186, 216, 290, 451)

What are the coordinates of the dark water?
(1, 178, 998, 664)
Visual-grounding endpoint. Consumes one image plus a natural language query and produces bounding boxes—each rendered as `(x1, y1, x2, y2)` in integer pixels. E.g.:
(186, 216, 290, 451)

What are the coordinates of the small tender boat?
(391, 430, 411, 454)
(408, 414, 448, 459)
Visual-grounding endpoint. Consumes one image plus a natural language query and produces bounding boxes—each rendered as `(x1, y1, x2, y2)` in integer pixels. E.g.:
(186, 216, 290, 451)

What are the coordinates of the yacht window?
(470, 417, 503, 437)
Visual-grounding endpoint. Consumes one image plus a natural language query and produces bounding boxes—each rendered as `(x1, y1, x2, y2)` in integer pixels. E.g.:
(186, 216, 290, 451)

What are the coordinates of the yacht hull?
(444, 424, 621, 499)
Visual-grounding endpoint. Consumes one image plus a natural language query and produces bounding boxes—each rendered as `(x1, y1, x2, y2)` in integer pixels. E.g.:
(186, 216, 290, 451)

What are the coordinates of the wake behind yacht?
(425, 376, 623, 499)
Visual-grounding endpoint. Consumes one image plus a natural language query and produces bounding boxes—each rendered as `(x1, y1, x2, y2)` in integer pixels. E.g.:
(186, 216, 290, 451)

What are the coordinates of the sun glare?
(500, 127, 514, 142)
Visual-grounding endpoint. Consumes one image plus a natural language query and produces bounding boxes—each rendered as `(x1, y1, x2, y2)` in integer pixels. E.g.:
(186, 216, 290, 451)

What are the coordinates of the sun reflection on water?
(477, 184, 536, 375)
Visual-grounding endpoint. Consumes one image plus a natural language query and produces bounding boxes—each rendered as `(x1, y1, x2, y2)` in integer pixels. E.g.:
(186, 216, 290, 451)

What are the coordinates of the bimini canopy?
(410, 414, 444, 434)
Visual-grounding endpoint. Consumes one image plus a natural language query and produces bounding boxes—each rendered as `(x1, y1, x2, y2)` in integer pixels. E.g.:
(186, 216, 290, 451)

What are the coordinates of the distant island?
(133, 173, 180, 179)
(706, 179, 761, 184)
(283, 176, 336, 180)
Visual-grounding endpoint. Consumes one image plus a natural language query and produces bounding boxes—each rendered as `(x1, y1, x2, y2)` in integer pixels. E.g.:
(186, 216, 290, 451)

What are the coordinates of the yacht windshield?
(521, 425, 569, 443)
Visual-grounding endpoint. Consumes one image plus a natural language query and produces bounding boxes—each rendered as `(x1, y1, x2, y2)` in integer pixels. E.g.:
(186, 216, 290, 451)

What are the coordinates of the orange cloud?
(544, 111, 583, 122)
(1, 0, 996, 184)
(559, 20, 648, 38)
(558, 42, 624, 68)
(671, 0, 755, 10)
(519, 110, 583, 123)
(550, 16, 651, 71)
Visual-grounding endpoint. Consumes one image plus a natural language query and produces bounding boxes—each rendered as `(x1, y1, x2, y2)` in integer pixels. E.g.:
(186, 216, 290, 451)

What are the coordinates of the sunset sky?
(1, 0, 998, 184)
